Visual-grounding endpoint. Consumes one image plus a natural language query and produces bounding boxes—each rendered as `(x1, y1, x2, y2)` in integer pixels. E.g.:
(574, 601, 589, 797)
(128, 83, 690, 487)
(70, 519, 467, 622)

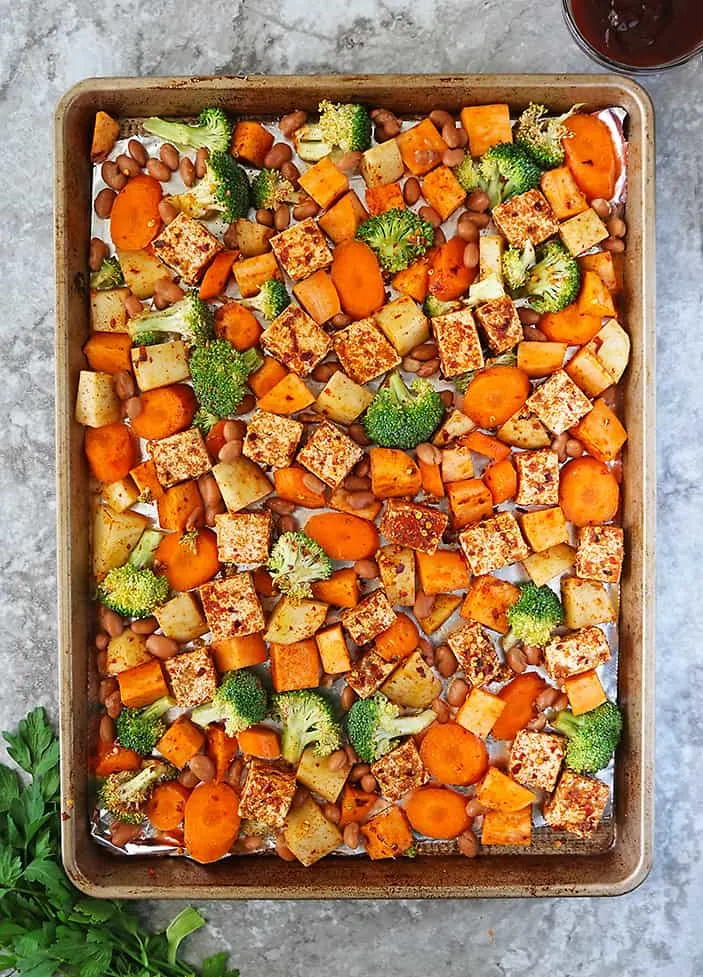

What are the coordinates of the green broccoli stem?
(241, 347, 264, 375)
(552, 710, 580, 736)
(388, 371, 412, 405)
(189, 702, 222, 729)
(141, 696, 175, 721)
(128, 529, 165, 570)
(142, 117, 210, 150)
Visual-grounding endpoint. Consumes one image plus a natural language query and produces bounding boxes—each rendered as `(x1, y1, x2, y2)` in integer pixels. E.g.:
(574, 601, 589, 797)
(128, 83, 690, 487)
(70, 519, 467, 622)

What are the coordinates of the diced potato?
(456, 687, 506, 738)
(374, 296, 429, 356)
(586, 318, 630, 384)
(497, 406, 551, 449)
(380, 650, 441, 708)
(283, 795, 343, 866)
(523, 543, 576, 587)
(296, 746, 349, 803)
(75, 371, 120, 427)
(227, 219, 274, 257)
(93, 505, 149, 581)
(212, 457, 273, 512)
(131, 340, 190, 392)
(264, 597, 329, 645)
(479, 235, 504, 283)
(441, 443, 474, 483)
(154, 592, 208, 643)
(106, 630, 152, 675)
(558, 207, 609, 256)
(314, 370, 373, 425)
(561, 577, 616, 629)
(102, 477, 139, 514)
(90, 287, 129, 333)
(117, 249, 172, 299)
(432, 409, 476, 447)
(565, 347, 614, 398)
(376, 545, 416, 607)
(416, 594, 462, 635)
(360, 140, 404, 188)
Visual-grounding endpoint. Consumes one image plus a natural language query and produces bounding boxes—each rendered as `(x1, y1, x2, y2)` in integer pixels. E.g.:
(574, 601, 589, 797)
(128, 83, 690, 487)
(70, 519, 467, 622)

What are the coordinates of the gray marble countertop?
(1, 2, 701, 975)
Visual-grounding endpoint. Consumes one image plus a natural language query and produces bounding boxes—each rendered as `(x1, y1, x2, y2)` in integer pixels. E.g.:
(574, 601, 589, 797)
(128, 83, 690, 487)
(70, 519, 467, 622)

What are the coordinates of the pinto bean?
(465, 798, 488, 818)
(354, 558, 378, 579)
(463, 242, 480, 269)
(343, 822, 360, 849)
(223, 419, 246, 441)
(146, 158, 172, 182)
(274, 203, 290, 230)
(418, 205, 441, 228)
(158, 199, 179, 225)
(279, 110, 308, 138)
(116, 153, 141, 178)
(94, 188, 116, 218)
(113, 370, 136, 400)
(403, 177, 421, 205)
(267, 497, 296, 515)
(340, 686, 357, 712)
(349, 763, 370, 783)
(189, 754, 216, 783)
(457, 216, 479, 243)
(101, 161, 127, 191)
(414, 591, 435, 619)
(465, 210, 490, 229)
(431, 698, 450, 723)
(312, 361, 339, 382)
(281, 161, 300, 183)
(125, 294, 144, 318)
(466, 189, 490, 212)
(433, 228, 446, 248)
(89, 237, 109, 271)
(591, 197, 611, 220)
(327, 749, 348, 771)
(110, 822, 141, 847)
(457, 830, 479, 857)
(218, 440, 242, 463)
(441, 122, 462, 149)
(179, 156, 196, 187)
(264, 143, 293, 169)
(506, 647, 527, 674)
(105, 691, 122, 719)
(128, 139, 148, 166)
(145, 634, 179, 660)
(99, 714, 116, 743)
(195, 148, 209, 179)
(416, 358, 440, 377)
(292, 199, 319, 221)
(131, 616, 158, 635)
(436, 646, 458, 678)
(349, 424, 371, 445)
(344, 474, 371, 492)
(256, 208, 274, 226)
(159, 143, 179, 171)
(99, 605, 123, 637)
(429, 109, 454, 130)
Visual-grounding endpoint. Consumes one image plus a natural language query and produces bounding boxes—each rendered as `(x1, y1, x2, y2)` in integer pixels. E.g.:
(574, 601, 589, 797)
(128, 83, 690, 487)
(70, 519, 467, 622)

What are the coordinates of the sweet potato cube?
(293, 270, 341, 324)
(117, 660, 168, 708)
(521, 507, 569, 552)
(416, 549, 470, 595)
(570, 397, 627, 462)
(446, 478, 494, 529)
(539, 166, 588, 220)
(156, 481, 203, 532)
(318, 191, 368, 243)
(256, 373, 315, 415)
(397, 119, 448, 175)
(230, 120, 274, 167)
(365, 182, 405, 215)
(298, 156, 349, 209)
(477, 767, 536, 813)
(460, 575, 520, 634)
(370, 447, 422, 499)
(361, 805, 414, 859)
(129, 459, 164, 501)
(563, 669, 607, 716)
(517, 341, 567, 378)
(460, 104, 512, 156)
(156, 717, 206, 769)
(312, 568, 360, 607)
(481, 807, 532, 846)
(270, 639, 321, 692)
(91, 110, 120, 162)
(421, 165, 467, 220)
(579, 251, 620, 294)
(211, 634, 268, 672)
(315, 624, 352, 675)
(456, 687, 506, 738)
(233, 252, 281, 298)
(577, 269, 617, 318)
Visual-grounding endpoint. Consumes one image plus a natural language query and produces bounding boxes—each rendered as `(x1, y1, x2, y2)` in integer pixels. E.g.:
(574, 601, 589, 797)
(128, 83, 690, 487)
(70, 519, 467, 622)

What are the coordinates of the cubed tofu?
(561, 577, 617, 629)
(543, 769, 610, 838)
(371, 739, 428, 801)
(544, 626, 611, 682)
(264, 597, 328, 645)
(212, 457, 272, 512)
(558, 207, 609, 256)
(269, 218, 333, 281)
(199, 573, 265, 640)
(479, 235, 505, 283)
(432, 408, 476, 447)
(333, 319, 401, 385)
(360, 139, 405, 187)
(497, 406, 551, 449)
(346, 650, 398, 699)
(376, 545, 416, 606)
(521, 506, 569, 552)
(539, 166, 589, 220)
(523, 542, 576, 586)
(296, 421, 363, 488)
(514, 448, 560, 507)
(214, 511, 272, 564)
(260, 306, 332, 376)
(243, 409, 304, 469)
(432, 307, 484, 378)
(492, 189, 559, 248)
(447, 621, 503, 686)
(154, 592, 208, 643)
(380, 650, 441, 708)
(152, 212, 223, 284)
(131, 340, 190, 392)
(90, 287, 129, 333)
(106, 630, 151, 675)
(509, 729, 566, 792)
(459, 512, 530, 576)
(75, 371, 120, 427)
(117, 247, 172, 298)
(150, 428, 211, 488)
(374, 296, 430, 356)
(239, 760, 296, 828)
(314, 370, 373, 424)
(575, 526, 625, 583)
(526, 369, 593, 435)
(474, 297, 523, 354)
(164, 648, 217, 709)
(283, 795, 343, 866)
(341, 589, 396, 645)
(380, 500, 448, 555)
(296, 747, 349, 803)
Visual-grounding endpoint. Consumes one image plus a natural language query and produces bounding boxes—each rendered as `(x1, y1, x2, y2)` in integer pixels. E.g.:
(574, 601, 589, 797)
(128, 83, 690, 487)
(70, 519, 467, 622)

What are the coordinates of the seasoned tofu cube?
(479, 235, 505, 283)
(154, 592, 208, 643)
(543, 769, 610, 838)
(514, 448, 560, 507)
(239, 760, 296, 828)
(243, 409, 304, 470)
(164, 648, 217, 709)
(459, 512, 530, 576)
(260, 306, 331, 376)
(523, 542, 576, 586)
(75, 371, 120, 427)
(575, 526, 624, 583)
(283, 795, 343, 865)
(90, 287, 129, 333)
(333, 318, 401, 385)
(493, 189, 559, 247)
(475, 297, 523, 354)
(526, 369, 593, 435)
(432, 408, 476, 447)
(341, 589, 396, 645)
(346, 650, 398, 699)
(314, 371, 373, 424)
(561, 577, 616, 629)
(380, 500, 448, 555)
(371, 739, 428, 801)
(199, 573, 265, 640)
(376, 545, 416, 607)
(447, 621, 503, 686)
(212, 457, 273, 512)
(432, 307, 484, 378)
(544, 626, 611, 682)
(521, 506, 569, 552)
(360, 139, 405, 187)
(269, 218, 333, 281)
(214, 511, 272, 564)
(131, 340, 190, 392)
(374, 296, 430, 356)
(152, 212, 223, 284)
(296, 747, 349, 803)
(150, 428, 211, 488)
(558, 207, 609, 256)
(509, 729, 565, 792)
(296, 421, 363, 488)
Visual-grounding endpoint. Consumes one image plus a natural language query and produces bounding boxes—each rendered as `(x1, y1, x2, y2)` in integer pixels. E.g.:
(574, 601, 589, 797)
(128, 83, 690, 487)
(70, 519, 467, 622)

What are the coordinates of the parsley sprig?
(0, 708, 239, 977)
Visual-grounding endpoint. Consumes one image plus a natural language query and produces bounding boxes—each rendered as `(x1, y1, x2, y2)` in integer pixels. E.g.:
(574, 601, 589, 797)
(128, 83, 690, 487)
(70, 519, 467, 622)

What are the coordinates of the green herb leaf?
(203, 951, 241, 977)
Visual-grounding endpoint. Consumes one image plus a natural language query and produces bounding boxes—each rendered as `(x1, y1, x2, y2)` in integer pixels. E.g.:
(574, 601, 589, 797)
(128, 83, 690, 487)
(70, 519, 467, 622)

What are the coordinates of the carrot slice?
(491, 673, 547, 741)
(406, 786, 471, 839)
(155, 528, 220, 591)
(110, 175, 163, 250)
(199, 250, 238, 300)
(559, 456, 620, 527)
(419, 722, 489, 786)
(184, 782, 241, 864)
(214, 300, 263, 351)
(304, 512, 379, 561)
(330, 240, 386, 320)
(146, 782, 190, 831)
(428, 236, 475, 300)
(129, 384, 197, 441)
(463, 366, 531, 429)
(563, 114, 618, 202)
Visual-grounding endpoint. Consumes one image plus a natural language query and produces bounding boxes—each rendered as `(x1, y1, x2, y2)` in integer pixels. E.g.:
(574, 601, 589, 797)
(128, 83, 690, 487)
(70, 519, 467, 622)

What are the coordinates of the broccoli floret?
(502, 240, 537, 292)
(142, 107, 232, 155)
(522, 241, 580, 313)
(294, 100, 372, 161)
(553, 701, 623, 774)
(478, 143, 542, 208)
(189, 340, 262, 418)
(272, 690, 342, 765)
(504, 582, 563, 649)
(267, 531, 332, 602)
(346, 693, 434, 764)
(423, 295, 463, 318)
(96, 529, 169, 619)
(452, 152, 482, 193)
(90, 256, 124, 290)
(99, 760, 176, 825)
(115, 696, 175, 756)
(356, 208, 434, 274)
(515, 102, 579, 170)
(454, 349, 517, 393)
(192, 407, 220, 435)
(363, 371, 444, 450)
(245, 279, 290, 322)
(190, 669, 268, 737)
(128, 291, 214, 348)
(251, 168, 303, 210)
(168, 152, 250, 223)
